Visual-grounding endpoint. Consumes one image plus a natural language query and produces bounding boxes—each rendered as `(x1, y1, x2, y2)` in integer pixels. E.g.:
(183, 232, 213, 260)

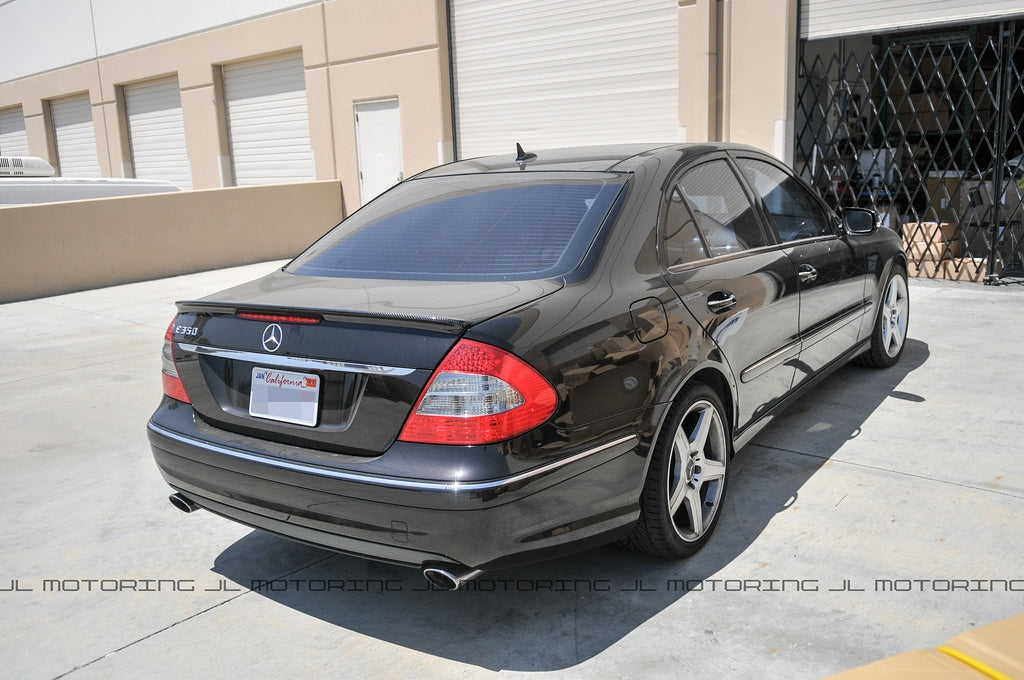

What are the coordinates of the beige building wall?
(678, 0, 719, 143)
(0, 0, 453, 209)
(726, 0, 799, 161)
(325, 0, 454, 205)
(677, 0, 798, 161)
(1, 0, 801, 200)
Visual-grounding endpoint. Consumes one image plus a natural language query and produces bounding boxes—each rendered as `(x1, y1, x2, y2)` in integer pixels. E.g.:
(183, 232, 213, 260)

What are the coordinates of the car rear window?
(287, 174, 627, 281)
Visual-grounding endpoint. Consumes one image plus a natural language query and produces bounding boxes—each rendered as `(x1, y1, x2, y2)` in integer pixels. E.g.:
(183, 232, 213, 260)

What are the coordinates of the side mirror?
(842, 207, 878, 235)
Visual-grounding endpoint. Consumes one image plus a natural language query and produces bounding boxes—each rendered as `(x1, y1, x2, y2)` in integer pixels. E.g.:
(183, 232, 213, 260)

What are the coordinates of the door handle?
(706, 291, 737, 314)
(798, 264, 818, 283)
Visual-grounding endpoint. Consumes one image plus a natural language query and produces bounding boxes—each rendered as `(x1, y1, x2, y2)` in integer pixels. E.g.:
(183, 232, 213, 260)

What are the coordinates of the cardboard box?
(903, 221, 958, 244)
(826, 648, 984, 679)
(908, 240, 960, 262)
(909, 260, 943, 278)
(900, 221, 918, 244)
(897, 92, 951, 133)
(958, 178, 1024, 227)
(826, 613, 1024, 679)
(942, 257, 1004, 282)
(943, 614, 1024, 678)
(924, 176, 962, 224)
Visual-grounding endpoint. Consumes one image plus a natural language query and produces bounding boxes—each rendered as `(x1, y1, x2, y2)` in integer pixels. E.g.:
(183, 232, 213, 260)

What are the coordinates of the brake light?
(398, 339, 557, 445)
(236, 312, 321, 325)
(161, 320, 191, 404)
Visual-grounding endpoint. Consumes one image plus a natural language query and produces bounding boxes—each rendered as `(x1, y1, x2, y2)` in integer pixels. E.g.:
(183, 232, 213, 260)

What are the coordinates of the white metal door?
(50, 94, 101, 177)
(355, 99, 403, 204)
(0, 107, 29, 156)
(801, 0, 1024, 39)
(449, 0, 679, 158)
(124, 76, 192, 189)
(223, 53, 314, 185)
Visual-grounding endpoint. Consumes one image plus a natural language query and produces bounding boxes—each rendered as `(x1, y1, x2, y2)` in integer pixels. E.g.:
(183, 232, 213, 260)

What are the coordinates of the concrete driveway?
(2, 263, 1022, 679)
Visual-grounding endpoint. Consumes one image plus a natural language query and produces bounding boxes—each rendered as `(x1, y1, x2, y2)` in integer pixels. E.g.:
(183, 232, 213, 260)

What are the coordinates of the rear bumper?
(147, 403, 644, 570)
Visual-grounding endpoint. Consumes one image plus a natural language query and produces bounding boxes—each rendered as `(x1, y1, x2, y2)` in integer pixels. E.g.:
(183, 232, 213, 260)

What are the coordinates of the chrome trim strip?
(665, 243, 786, 273)
(798, 303, 870, 350)
(740, 302, 869, 383)
(740, 341, 801, 383)
(149, 422, 638, 493)
(178, 343, 417, 376)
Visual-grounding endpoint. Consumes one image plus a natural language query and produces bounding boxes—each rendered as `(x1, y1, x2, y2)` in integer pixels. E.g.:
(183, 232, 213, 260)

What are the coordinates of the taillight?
(398, 339, 557, 445)
(161, 319, 191, 404)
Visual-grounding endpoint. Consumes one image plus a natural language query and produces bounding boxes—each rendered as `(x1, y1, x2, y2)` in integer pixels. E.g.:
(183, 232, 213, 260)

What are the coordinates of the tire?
(624, 383, 731, 558)
(858, 265, 910, 368)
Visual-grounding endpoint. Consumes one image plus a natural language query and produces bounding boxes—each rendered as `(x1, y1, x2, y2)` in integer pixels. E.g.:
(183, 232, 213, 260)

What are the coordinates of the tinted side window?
(676, 159, 768, 257)
(736, 158, 834, 241)
(662, 186, 709, 266)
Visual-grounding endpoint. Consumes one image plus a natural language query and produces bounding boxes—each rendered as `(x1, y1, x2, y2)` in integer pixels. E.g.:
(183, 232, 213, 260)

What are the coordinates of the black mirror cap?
(842, 207, 878, 235)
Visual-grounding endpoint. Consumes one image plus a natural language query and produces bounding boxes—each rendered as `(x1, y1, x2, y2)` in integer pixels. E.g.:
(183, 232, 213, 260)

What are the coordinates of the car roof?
(413, 142, 764, 178)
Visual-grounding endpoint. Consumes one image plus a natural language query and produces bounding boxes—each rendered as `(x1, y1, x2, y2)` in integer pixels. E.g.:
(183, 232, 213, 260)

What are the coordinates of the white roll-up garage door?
(124, 76, 192, 190)
(0, 107, 29, 157)
(801, 0, 1024, 40)
(223, 53, 314, 185)
(450, 0, 679, 159)
(50, 94, 101, 177)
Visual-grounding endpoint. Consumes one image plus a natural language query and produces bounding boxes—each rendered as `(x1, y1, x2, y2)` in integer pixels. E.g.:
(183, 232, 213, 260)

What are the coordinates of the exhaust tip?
(169, 492, 200, 513)
(422, 564, 483, 591)
(423, 567, 461, 591)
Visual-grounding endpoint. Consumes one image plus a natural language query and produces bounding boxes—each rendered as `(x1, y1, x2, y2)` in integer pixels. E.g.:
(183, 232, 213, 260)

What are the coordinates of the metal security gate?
(794, 20, 1024, 283)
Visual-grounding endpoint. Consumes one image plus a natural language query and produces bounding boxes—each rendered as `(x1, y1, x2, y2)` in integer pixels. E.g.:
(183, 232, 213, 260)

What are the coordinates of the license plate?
(249, 367, 320, 427)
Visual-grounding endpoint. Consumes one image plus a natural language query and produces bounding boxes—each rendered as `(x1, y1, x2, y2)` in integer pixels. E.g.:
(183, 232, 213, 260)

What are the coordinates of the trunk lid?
(169, 271, 563, 455)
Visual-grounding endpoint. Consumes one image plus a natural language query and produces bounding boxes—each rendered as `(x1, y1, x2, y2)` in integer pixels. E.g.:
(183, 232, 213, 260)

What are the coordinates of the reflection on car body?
(148, 143, 909, 590)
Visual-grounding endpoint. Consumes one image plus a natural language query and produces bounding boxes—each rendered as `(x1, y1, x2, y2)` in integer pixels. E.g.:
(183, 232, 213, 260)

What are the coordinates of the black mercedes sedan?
(148, 143, 908, 589)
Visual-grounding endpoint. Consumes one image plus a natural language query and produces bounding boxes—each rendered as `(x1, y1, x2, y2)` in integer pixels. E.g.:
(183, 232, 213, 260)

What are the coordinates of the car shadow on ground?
(211, 339, 929, 671)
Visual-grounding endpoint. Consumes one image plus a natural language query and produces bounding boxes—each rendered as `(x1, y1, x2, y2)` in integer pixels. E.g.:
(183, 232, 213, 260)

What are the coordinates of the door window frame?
(730, 152, 841, 245)
(658, 153, 778, 272)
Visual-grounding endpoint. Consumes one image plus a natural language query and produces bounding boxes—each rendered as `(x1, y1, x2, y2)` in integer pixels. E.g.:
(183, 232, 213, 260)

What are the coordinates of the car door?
(660, 156, 802, 432)
(733, 155, 871, 387)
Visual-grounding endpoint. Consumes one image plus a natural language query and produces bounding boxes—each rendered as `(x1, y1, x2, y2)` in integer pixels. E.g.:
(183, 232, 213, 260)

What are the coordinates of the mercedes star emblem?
(262, 324, 283, 353)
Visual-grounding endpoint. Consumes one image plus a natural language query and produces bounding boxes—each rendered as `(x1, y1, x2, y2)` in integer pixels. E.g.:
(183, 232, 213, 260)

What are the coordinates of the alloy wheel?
(881, 274, 909, 358)
(667, 399, 728, 542)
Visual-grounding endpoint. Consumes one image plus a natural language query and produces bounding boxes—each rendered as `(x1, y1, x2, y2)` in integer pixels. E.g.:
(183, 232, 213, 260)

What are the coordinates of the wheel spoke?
(667, 432, 687, 514)
(673, 427, 691, 458)
(688, 406, 713, 452)
(681, 484, 705, 535)
(896, 312, 908, 341)
(701, 457, 726, 483)
(668, 472, 687, 515)
(896, 297, 909, 323)
(885, 280, 898, 307)
(889, 320, 905, 353)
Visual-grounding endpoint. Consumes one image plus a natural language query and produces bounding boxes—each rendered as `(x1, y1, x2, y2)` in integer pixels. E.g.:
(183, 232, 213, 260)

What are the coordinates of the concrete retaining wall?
(0, 181, 345, 303)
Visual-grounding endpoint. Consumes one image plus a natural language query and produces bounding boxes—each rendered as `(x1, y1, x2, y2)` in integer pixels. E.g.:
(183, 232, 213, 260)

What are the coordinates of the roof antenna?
(515, 142, 536, 169)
